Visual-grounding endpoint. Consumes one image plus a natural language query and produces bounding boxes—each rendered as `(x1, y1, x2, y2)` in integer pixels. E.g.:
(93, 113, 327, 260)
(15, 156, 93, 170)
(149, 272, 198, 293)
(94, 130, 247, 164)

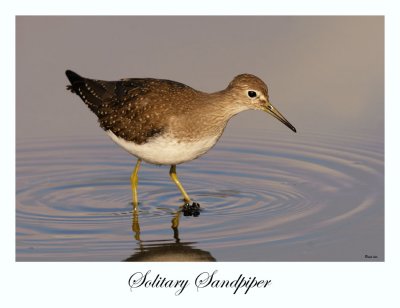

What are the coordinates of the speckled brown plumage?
(66, 70, 296, 146)
(66, 70, 206, 144)
(65, 70, 297, 205)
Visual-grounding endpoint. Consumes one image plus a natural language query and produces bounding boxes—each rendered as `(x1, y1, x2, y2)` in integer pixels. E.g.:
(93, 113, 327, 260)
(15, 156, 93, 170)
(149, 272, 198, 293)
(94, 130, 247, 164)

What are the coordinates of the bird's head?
(228, 74, 296, 133)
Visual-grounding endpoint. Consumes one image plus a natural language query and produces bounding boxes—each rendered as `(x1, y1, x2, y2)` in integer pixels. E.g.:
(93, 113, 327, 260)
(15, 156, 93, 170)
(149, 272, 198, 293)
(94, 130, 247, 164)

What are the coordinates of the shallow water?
(16, 129, 384, 261)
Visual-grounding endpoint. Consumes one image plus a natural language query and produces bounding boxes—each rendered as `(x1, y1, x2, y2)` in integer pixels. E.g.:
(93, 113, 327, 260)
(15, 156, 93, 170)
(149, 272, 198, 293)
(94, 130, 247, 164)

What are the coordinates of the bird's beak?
(264, 102, 297, 133)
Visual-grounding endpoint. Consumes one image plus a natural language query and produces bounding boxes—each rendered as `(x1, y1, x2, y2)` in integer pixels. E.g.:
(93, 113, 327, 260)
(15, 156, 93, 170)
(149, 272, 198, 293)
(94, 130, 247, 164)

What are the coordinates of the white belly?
(106, 130, 219, 165)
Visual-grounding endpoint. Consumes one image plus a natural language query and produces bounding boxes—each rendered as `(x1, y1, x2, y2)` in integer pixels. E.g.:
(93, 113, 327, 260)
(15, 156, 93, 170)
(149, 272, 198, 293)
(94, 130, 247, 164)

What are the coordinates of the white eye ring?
(247, 90, 257, 98)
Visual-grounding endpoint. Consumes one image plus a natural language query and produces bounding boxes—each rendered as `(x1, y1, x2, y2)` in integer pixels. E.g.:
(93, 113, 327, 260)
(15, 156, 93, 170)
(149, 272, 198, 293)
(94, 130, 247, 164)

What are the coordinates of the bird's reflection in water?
(125, 204, 216, 261)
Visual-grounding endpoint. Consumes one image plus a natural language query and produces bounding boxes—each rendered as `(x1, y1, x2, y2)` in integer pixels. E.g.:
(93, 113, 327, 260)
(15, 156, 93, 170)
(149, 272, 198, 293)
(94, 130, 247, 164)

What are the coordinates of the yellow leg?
(130, 159, 142, 206)
(169, 165, 191, 204)
(171, 210, 181, 241)
(171, 209, 181, 229)
(132, 207, 140, 241)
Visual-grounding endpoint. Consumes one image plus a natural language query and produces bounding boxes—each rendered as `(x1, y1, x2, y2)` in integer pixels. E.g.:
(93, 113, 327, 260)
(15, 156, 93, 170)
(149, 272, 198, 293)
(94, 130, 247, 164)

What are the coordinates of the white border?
(3, 1, 399, 307)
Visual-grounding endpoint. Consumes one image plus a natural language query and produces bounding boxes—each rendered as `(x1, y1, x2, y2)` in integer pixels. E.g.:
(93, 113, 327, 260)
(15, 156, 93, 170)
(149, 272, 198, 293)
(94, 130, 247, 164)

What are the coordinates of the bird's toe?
(182, 202, 201, 217)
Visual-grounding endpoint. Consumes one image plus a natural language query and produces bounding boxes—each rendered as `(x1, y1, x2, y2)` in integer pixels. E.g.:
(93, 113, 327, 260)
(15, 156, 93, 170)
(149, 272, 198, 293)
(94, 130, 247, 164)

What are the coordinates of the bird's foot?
(182, 202, 201, 217)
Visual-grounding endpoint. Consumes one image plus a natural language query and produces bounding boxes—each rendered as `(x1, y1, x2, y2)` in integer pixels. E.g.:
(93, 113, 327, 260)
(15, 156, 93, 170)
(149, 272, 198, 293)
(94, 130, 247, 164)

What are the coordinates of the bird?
(65, 70, 296, 208)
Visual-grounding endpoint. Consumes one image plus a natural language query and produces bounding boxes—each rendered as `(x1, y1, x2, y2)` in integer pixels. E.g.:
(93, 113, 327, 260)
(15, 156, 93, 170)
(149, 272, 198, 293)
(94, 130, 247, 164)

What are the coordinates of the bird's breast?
(107, 130, 219, 165)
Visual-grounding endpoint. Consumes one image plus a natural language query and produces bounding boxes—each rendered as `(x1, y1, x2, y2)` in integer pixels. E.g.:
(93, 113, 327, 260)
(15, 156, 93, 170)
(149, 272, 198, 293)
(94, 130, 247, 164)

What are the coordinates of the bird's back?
(66, 70, 201, 144)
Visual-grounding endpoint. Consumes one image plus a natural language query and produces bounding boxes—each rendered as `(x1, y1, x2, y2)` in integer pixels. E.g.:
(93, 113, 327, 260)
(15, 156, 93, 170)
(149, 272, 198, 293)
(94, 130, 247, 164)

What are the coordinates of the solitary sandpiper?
(65, 70, 296, 208)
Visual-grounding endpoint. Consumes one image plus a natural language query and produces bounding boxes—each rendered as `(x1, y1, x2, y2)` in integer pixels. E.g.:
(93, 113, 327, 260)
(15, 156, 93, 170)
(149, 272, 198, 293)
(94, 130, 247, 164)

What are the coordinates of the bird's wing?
(66, 71, 181, 144)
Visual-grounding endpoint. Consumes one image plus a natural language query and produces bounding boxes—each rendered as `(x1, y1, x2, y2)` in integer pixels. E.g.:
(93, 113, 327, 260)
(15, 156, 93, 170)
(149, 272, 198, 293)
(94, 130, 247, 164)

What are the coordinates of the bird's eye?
(247, 90, 257, 98)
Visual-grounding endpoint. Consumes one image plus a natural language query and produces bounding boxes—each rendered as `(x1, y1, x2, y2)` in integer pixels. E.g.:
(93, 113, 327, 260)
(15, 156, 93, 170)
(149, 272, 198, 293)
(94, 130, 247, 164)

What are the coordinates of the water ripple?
(16, 131, 384, 261)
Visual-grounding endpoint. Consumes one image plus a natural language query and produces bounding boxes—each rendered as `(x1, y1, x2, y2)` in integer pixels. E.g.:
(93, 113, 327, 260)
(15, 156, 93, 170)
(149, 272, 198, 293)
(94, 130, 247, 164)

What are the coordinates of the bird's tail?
(65, 70, 108, 111)
(65, 70, 83, 94)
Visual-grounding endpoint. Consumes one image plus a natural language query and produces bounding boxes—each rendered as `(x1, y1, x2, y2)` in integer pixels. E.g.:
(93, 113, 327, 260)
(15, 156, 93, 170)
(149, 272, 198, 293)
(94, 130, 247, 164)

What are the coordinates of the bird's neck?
(206, 89, 249, 119)
(182, 90, 248, 140)
(168, 90, 248, 142)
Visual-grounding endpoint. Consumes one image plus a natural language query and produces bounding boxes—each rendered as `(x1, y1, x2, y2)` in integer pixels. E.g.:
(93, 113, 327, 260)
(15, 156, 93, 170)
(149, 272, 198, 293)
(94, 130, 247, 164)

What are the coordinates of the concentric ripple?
(16, 130, 384, 261)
